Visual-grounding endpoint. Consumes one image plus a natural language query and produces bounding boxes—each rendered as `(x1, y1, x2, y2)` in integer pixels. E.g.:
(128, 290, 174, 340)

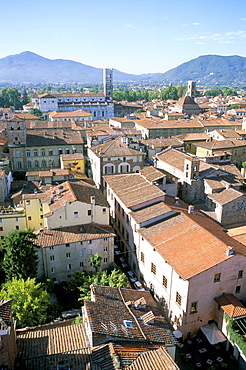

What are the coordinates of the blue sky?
(2, 0, 246, 74)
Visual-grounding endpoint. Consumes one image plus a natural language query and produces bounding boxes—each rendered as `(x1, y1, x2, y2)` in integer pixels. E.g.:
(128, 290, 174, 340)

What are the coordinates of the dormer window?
(123, 320, 134, 328)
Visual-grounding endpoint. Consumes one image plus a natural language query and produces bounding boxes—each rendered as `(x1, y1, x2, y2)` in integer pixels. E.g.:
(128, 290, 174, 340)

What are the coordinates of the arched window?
(58, 148, 63, 155)
(33, 150, 38, 156)
(103, 164, 115, 174)
(15, 150, 21, 158)
(42, 159, 47, 168)
(34, 160, 39, 168)
(49, 149, 53, 156)
(17, 161, 22, 169)
(119, 163, 130, 173)
(27, 161, 32, 168)
(66, 148, 70, 154)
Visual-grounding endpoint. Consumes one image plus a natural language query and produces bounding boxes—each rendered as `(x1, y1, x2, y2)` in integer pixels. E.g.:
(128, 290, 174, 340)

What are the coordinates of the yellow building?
(60, 153, 85, 174)
(193, 138, 246, 168)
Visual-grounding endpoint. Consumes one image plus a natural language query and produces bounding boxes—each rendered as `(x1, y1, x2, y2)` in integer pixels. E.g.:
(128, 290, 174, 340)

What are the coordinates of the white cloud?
(176, 30, 246, 43)
(192, 22, 201, 26)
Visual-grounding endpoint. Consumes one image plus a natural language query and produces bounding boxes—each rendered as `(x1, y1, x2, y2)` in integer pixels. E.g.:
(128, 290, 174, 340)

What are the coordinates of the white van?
(133, 281, 145, 291)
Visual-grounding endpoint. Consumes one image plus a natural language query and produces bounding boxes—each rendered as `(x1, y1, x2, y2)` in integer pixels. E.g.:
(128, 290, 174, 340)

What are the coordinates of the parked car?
(127, 270, 137, 283)
(134, 281, 145, 291)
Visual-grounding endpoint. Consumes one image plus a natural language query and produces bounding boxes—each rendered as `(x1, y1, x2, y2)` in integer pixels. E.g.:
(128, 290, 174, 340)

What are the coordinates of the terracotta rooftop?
(137, 199, 246, 280)
(215, 293, 246, 319)
(139, 137, 183, 148)
(26, 168, 73, 177)
(85, 285, 177, 345)
(89, 136, 145, 157)
(36, 224, 115, 248)
(104, 173, 165, 209)
(156, 148, 192, 171)
(129, 202, 173, 225)
(26, 128, 83, 146)
(16, 320, 92, 369)
(140, 166, 166, 183)
(60, 153, 84, 160)
(208, 188, 245, 205)
(92, 342, 179, 370)
(43, 181, 108, 213)
(49, 109, 92, 118)
(194, 138, 246, 150)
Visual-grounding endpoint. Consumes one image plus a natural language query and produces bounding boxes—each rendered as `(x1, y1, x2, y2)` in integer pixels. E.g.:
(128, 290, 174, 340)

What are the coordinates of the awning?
(200, 323, 227, 345)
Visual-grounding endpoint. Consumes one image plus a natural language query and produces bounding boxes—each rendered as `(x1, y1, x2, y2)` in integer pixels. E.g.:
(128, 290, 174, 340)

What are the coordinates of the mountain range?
(0, 51, 246, 86)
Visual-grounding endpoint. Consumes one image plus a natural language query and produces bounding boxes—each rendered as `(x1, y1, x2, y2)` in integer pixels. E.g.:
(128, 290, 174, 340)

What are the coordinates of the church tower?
(187, 81, 196, 99)
(104, 68, 113, 102)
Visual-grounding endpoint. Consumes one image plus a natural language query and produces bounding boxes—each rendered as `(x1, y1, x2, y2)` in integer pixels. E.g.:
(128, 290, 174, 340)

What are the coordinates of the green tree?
(0, 88, 22, 109)
(161, 86, 178, 100)
(1, 229, 39, 281)
(0, 278, 50, 327)
(222, 88, 238, 97)
(22, 90, 29, 105)
(204, 89, 222, 97)
(29, 108, 43, 118)
(89, 253, 102, 272)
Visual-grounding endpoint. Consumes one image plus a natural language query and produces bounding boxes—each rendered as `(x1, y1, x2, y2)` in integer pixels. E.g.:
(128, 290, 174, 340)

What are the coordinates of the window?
(41, 149, 46, 156)
(0, 227, 3, 231)
(66, 253, 71, 258)
(176, 292, 182, 306)
(27, 161, 32, 168)
(33, 150, 38, 156)
(26, 200, 30, 205)
(162, 275, 167, 288)
(235, 286, 241, 294)
(141, 252, 145, 263)
(104, 237, 108, 241)
(66, 148, 70, 154)
(79, 250, 83, 256)
(238, 270, 243, 279)
(214, 273, 221, 282)
(88, 240, 92, 244)
(104, 246, 108, 252)
(80, 262, 84, 267)
(16, 150, 21, 158)
(51, 267, 55, 273)
(49, 149, 53, 155)
(74, 211, 78, 218)
(67, 264, 72, 270)
(15, 218, 18, 222)
(88, 210, 92, 216)
(17, 161, 22, 169)
(16, 226, 19, 230)
(26, 150, 30, 157)
(190, 301, 198, 313)
(66, 243, 70, 247)
(58, 148, 63, 155)
(50, 246, 54, 250)
(104, 165, 114, 174)
(42, 159, 47, 167)
(50, 256, 55, 261)
(104, 257, 108, 263)
(34, 160, 39, 168)
(102, 208, 106, 214)
(151, 263, 156, 275)
(28, 216, 32, 221)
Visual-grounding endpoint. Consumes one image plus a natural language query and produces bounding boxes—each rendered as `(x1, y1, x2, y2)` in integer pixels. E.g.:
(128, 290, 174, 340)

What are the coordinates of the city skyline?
(1, 0, 246, 75)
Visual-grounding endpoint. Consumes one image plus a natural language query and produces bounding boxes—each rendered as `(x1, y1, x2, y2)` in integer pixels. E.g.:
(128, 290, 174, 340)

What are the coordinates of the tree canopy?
(89, 253, 102, 272)
(0, 88, 23, 109)
(0, 278, 50, 327)
(66, 268, 129, 302)
(1, 229, 39, 281)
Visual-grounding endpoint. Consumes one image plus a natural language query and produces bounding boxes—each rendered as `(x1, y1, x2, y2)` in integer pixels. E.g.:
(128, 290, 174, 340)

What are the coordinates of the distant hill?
(0, 51, 246, 86)
(157, 55, 246, 86)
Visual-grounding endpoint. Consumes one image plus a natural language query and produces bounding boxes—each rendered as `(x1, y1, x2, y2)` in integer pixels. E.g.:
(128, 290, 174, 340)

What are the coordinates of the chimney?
(91, 196, 96, 205)
(188, 205, 194, 214)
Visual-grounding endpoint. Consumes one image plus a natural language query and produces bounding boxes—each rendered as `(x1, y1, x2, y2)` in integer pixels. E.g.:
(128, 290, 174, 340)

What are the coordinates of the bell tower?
(104, 68, 113, 102)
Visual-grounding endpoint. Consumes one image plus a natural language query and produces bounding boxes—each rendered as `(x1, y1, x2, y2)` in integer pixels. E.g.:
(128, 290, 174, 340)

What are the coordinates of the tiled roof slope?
(215, 293, 246, 318)
(140, 166, 166, 182)
(208, 188, 245, 205)
(103, 174, 165, 208)
(138, 212, 235, 280)
(92, 342, 179, 370)
(16, 321, 92, 370)
(129, 202, 173, 224)
(86, 285, 176, 345)
(36, 224, 115, 248)
(156, 148, 192, 171)
(0, 299, 12, 329)
(26, 129, 83, 146)
(43, 181, 109, 213)
(89, 136, 145, 157)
